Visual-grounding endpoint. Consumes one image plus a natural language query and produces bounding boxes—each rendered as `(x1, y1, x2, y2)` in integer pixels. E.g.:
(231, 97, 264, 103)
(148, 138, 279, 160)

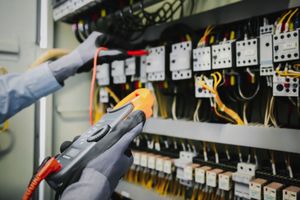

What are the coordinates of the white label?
(133, 152, 141, 165)
(245, 49, 255, 56)
(283, 42, 297, 50)
(141, 154, 148, 167)
(163, 160, 172, 174)
(183, 166, 193, 181)
(207, 171, 217, 187)
(195, 168, 206, 184)
(155, 158, 163, 172)
(148, 156, 156, 169)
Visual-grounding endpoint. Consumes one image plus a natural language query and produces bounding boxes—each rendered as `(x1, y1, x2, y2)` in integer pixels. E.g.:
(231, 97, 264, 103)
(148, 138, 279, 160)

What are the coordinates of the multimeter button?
(87, 125, 110, 142)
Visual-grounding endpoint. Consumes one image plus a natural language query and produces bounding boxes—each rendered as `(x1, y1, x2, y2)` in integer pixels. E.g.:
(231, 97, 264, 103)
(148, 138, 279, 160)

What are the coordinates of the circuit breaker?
(260, 25, 274, 76)
(140, 56, 147, 83)
(236, 38, 259, 67)
(232, 162, 257, 199)
(273, 74, 299, 97)
(146, 46, 166, 81)
(195, 77, 213, 98)
(273, 29, 300, 62)
(96, 64, 110, 86)
(111, 60, 126, 84)
(170, 41, 192, 80)
(212, 41, 234, 69)
(193, 46, 211, 71)
(125, 57, 136, 76)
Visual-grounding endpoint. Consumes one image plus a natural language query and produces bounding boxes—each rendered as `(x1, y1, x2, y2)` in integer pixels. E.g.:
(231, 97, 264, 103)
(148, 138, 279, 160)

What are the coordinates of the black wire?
(190, 0, 195, 15)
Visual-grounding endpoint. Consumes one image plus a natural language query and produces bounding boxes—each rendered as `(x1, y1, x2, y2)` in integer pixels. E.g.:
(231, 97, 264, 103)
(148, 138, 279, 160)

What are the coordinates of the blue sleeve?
(0, 63, 62, 123)
(61, 168, 112, 200)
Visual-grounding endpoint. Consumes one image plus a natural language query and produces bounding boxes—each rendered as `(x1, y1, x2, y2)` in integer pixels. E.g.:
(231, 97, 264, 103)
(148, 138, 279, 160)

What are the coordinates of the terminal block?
(264, 182, 284, 200)
(250, 178, 268, 200)
(170, 41, 192, 80)
(219, 172, 233, 191)
(212, 41, 234, 69)
(273, 74, 299, 97)
(99, 87, 109, 103)
(193, 46, 211, 71)
(260, 25, 274, 76)
(146, 46, 166, 81)
(195, 166, 212, 184)
(96, 64, 110, 86)
(283, 186, 300, 200)
(273, 29, 300, 62)
(236, 38, 259, 67)
(111, 60, 126, 84)
(183, 163, 200, 181)
(125, 57, 136, 76)
(206, 168, 224, 188)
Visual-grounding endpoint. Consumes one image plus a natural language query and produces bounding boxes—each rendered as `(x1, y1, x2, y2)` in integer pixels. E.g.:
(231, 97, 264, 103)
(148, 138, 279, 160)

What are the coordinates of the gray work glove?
(61, 110, 145, 200)
(48, 31, 126, 85)
(86, 110, 145, 189)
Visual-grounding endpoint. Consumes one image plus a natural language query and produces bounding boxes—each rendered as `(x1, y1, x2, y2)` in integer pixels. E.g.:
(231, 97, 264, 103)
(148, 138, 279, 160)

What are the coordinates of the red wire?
(89, 47, 108, 125)
(127, 50, 149, 56)
(22, 157, 61, 200)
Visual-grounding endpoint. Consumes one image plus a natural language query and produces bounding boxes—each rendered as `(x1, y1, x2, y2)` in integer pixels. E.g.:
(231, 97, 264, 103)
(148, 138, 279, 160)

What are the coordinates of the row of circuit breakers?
(96, 26, 300, 99)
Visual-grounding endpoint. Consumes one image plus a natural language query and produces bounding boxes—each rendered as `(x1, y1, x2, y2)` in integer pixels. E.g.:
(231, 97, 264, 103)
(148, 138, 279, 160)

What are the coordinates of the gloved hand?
(60, 110, 145, 200)
(48, 31, 128, 85)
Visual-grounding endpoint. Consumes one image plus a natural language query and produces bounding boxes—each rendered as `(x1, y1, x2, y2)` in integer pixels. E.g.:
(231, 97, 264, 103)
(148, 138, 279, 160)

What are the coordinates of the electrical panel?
(273, 29, 300, 62)
(195, 77, 213, 98)
(193, 46, 211, 71)
(212, 41, 234, 69)
(96, 64, 110, 86)
(111, 60, 126, 84)
(236, 38, 259, 67)
(273, 74, 299, 97)
(125, 57, 136, 76)
(260, 25, 274, 76)
(170, 41, 192, 80)
(58, 4, 300, 200)
(146, 46, 166, 81)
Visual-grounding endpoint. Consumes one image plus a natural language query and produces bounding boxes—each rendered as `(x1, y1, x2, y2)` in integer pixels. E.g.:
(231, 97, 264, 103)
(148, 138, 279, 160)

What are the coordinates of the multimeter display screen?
(65, 148, 80, 158)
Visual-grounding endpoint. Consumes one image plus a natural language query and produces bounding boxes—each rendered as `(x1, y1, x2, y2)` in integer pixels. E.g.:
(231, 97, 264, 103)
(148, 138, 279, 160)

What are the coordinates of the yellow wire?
(205, 72, 244, 124)
(278, 10, 292, 25)
(286, 8, 299, 26)
(30, 49, 70, 68)
(275, 67, 300, 77)
(104, 87, 120, 103)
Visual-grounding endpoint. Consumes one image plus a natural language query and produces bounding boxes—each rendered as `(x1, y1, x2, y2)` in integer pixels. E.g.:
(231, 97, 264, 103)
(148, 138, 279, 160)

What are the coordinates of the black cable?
(72, 23, 84, 43)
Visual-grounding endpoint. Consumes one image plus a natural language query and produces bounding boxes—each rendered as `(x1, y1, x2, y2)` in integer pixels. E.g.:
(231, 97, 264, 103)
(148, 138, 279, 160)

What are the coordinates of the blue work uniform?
(0, 63, 112, 200)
